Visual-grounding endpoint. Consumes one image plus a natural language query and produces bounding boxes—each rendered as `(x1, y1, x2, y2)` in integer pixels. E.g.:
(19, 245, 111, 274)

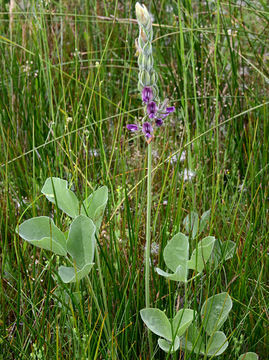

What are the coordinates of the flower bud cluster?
(135, 2, 159, 101)
(126, 3, 175, 143)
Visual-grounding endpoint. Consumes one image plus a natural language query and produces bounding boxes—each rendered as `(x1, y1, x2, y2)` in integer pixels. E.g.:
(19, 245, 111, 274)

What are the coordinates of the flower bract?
(142, 122, 153, 139)
(142, 86, 154, 103)
(147, 101, 158, 118)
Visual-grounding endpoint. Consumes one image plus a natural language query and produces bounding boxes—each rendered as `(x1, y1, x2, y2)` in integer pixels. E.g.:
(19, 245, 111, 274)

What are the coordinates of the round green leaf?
(163, 232, 189, 279)
(156, 264, 187, 282)
(238, 353, 259, 360)
(41, 177, 79, 218)
(18, 216, 67, 256)
(201, 292, 232, 335)
(140, 308, 172, 341)
(81, 186, 108, 229)
(58, 263, 94, 283)
(67, 215, 96, 269)
(187, 236, 215, 273)
(180, 323, 205, 355)
(158, 336, 180, 353)
(206, 331, 228, 356)
(173, 309, 195, 337)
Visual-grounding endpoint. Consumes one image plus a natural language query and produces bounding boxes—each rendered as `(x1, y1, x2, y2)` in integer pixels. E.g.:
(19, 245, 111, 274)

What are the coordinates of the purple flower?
(147, 101, 158, 119)
(127, 122, 153, 140)
(155, 118, 163, 127)
(165, 106, 175, 113)
(142, 86, 153, 103)
(126, 100, 175, 142)
(142, 122, 153, 138)
(126, 124, 139, 131)
(159, 106, 176, 119)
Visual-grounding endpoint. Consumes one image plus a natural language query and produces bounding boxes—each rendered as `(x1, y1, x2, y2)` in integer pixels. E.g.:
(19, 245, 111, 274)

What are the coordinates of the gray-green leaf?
(163, 232, 189, 277)
(158, 337, 180, 353)
(67, 215, 96, 269)
(140, 308, 172, 341)
(81, 186, 108, 229)
(58, 263, 94, 283)
(206, 331, 228, 356)
(41, 177, 79, 218)
(180, 323, 205, 354)
(18, 216, 67, 256)
(188, 236, 215, 272)
(173, 309, 195, 337)
(238, 353, 259, 360)
(156, 265, 186, 282)
(201, 292, 232, 335)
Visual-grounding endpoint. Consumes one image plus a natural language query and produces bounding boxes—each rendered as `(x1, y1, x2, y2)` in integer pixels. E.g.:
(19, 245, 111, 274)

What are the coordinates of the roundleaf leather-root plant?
(141, 211, 259, 359)
(126, 3, 175, 354)
(126, 1, 175, 305)
(17, 177, 114, 346)
(130, 3, 259, 360)
(18, 177, 108, 283)
(16, 3, 260, 359)
(140, 210, 235, 357)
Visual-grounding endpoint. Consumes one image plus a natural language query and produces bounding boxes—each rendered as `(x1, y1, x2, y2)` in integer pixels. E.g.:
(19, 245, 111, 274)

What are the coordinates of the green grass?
(0, 0, 268, 359)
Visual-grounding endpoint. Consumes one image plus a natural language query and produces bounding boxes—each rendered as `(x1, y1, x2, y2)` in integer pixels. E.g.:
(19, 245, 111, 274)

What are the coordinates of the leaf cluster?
(18, 177, 108, 283)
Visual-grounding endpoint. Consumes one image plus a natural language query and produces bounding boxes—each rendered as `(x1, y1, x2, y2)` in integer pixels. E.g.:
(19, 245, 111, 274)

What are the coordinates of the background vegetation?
(0, 0, 268, 359)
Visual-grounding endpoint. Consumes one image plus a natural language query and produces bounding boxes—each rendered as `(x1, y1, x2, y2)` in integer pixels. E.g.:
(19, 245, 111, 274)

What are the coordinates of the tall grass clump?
(0, 1, 268, 359)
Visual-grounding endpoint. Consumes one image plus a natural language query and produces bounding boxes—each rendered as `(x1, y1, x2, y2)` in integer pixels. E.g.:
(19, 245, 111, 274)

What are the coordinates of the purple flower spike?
(155, 118, 163, 127)
(142, 86, 153, 103)
(142, 122, 153, 138)
(147, 101, 158, 119)
(127, 124, 139, 131)
(165, 106, 175, 113)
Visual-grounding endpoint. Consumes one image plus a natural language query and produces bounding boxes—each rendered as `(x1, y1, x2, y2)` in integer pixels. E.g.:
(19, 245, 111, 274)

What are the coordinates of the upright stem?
(145, 142, 153, 355)
(95, 244, 118, 359)
(95, 248, 111, 336)
(86, 276, 109, 341)
(145, 142, 152, 308)
(214, 0, 220, 172)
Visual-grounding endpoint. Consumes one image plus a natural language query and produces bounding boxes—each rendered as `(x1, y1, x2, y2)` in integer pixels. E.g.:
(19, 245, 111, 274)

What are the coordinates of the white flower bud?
(135, 2, 150, 26)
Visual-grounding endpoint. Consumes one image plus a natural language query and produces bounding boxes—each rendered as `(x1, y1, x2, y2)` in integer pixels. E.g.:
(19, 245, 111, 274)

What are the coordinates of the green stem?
(95, 247, 112, 337)
(86, 276, 109, 342)
(145, 142, 153, 356)
(178, 1, 195, 208)
(94, 236, 118, 359)
(214, 0, 220, 172)
(145, 142, 152, 308)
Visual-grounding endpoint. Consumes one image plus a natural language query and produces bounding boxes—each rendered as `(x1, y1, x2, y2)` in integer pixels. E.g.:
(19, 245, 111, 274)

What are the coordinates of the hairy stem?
(145, 141, 153, 356)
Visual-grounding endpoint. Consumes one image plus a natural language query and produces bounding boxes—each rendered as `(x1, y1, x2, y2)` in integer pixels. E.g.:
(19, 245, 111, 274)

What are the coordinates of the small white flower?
(180, 151, 186, 162)
(171, 154, 178, 163)
(89, 149, 99, 157)
(181, 169, 196, 182)
(151, 242, 159, 255)
(238, 183, 246, 192)
(165, 4, 173, 13)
